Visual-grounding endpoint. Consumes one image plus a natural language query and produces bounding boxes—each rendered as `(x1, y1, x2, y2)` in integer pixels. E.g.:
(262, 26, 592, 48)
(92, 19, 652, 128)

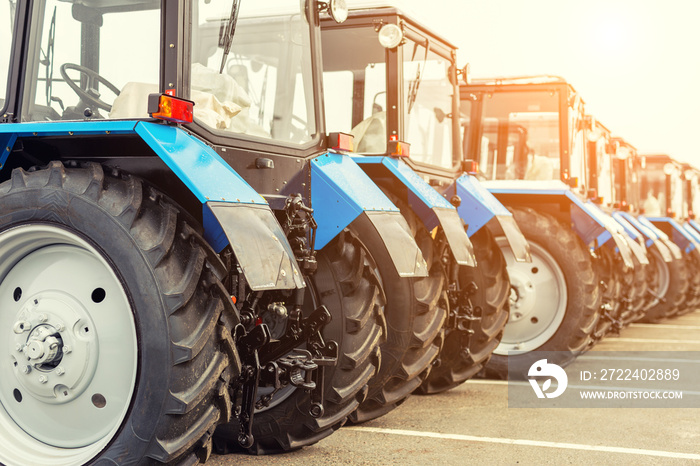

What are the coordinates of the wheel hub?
(506, 271, 536, 323)
(9, 292, 98, 403)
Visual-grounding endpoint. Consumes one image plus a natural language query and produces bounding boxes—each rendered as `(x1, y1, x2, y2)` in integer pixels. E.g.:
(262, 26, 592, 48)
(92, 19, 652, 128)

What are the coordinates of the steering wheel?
(59, 63, 120, 112)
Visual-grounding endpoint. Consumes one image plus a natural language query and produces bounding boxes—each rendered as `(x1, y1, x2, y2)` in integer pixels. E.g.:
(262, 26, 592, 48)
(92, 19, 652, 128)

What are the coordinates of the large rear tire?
(417, 226, 509, 392)
(214, 224, 386, 453)
(640, 246, 688, 322)
(0, 162, 238, 465)
(482, 207, 600, 379)
(349, 194, 446, 421)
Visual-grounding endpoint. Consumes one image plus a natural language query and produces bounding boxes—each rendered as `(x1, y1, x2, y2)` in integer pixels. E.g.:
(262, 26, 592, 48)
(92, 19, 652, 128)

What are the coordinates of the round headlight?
(616, 147, 631, 159)
(663, 162, 675, 176)
(329, 0, 348, 24)
(378, 23, 403, 49)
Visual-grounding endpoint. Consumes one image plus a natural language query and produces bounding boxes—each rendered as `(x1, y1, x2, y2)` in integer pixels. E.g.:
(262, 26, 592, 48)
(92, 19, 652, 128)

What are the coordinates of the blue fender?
(615, 212, 674, 263)
(636, 216, 683, 260)
(352, 156, 476, 267)
(447, 174, 530, 262)
(310, 153, 428, 277)
(585, 202, 642, 267)
(608, 213, 650, 265)
(0, 121, 304, 291)
(688, 219, 700, 237)
(483, 180, 634, 268)
(645, 216, 698, 254)
(682, 221, 700, 246)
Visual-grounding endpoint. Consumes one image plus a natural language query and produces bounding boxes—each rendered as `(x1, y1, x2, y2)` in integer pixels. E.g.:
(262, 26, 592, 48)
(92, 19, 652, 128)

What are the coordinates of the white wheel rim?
(649, 248, 670, 303)
(0, 224, 137, 466)
(494, 237, 568, 355)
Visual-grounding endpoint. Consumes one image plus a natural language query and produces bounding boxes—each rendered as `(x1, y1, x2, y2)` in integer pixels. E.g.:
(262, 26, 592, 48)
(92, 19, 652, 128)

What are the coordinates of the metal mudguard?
(353, 156, 476, 267)
(616, 212, 673, 263)
(310, 153, 428, 277)
(584, 202, 636, 268)
(688, 219, 700, 237)
(448, 174, 530, 262)
(483, 180, 633, 268)
(609, 213, 650, 265)
(682, 222, 700, 247)
(0, 121, 304, 291)
(644, 216, 699, 255)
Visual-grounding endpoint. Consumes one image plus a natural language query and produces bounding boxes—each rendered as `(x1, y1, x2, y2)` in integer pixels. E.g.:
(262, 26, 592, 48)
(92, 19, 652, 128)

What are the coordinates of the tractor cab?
(462, 76, 588, 194)
(639, 154, 685, 219)
(321, 7, 461, 176)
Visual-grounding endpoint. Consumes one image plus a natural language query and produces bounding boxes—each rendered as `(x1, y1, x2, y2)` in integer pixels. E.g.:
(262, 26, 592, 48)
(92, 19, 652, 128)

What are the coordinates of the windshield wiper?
(406, 38, 430, 114)
(219, 0, 242, 73)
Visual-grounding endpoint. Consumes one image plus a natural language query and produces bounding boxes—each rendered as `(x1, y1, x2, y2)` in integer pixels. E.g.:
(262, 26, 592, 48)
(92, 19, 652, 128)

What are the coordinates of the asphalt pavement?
(208, 311, 700, 465)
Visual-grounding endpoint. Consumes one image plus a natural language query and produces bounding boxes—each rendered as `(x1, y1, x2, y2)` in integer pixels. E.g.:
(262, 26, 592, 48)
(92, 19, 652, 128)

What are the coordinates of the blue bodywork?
(310, 153, 429, 277)
(482, 180, 634, 268)
(682, 221, 700, 246)
(688, 219, 700, 237)
(0, 121, 305, 290)
(616, 212, 674, 262)
(351, 156, 476, 266)
(645, 217, 698, 254)
(447, 174, 530, 262)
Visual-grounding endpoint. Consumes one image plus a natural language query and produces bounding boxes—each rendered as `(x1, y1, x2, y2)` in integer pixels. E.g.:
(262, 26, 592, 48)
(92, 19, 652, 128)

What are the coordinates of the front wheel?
(0, 162, 238, 465)
(482, 208, 600, 379)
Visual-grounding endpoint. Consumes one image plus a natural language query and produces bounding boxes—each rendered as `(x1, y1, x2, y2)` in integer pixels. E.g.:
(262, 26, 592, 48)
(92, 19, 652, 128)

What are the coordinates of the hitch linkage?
(232, 306, 338, 447)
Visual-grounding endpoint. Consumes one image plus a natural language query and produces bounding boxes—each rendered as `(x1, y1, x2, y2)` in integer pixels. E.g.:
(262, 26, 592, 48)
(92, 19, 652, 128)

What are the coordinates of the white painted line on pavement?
(465, 379, 700, 395)
(612, 338, 700, 344)
(580, 355, 700, 364)
(630, 323, 700, 330)
(344, 427, 700, 460)
(465, 379, 509, 385)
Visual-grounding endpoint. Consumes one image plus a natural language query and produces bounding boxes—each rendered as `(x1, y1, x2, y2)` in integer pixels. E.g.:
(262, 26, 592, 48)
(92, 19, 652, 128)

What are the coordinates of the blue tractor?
(0, 0, 476, 462)
(460, 76, 642, 377)
(320, 6, 533, 390)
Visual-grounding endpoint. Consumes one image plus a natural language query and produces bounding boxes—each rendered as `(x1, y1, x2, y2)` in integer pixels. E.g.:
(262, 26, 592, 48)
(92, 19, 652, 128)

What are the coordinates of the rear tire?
(640, 246, 688, 322)
(348, 193, 446, 421)
(214, 224, 386, 453)
(0, 162, 237, 465)
(482, 207, 600, 379)
(417, 226, 509, 392)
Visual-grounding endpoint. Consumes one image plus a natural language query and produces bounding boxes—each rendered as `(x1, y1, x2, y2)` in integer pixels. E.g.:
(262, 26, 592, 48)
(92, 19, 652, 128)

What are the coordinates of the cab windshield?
(0, 1, 16, 111)
(402, 38, 455, 169)
(640, 158, 681, 217)
(191, 0, 317, 145)
(21, 0, 160, 122)
(473, 90, 561, 181)
(321, 24, 388, 154)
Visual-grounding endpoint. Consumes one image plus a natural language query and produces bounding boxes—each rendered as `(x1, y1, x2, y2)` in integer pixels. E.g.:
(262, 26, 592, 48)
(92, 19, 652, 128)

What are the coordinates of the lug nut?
(38, 314, 48, 323)
(38, 375, 48, 384)
(62, 345, 72, 354)
(55, 367, 65, 376)
(13, 320, 31, 334)
(20, 365, 31, 374)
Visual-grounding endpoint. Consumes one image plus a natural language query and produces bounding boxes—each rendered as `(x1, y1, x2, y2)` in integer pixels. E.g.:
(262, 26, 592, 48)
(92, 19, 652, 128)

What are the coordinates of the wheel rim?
(0, 224, 137, 465)
(494, 237, 567, 355)
(649, 248, 670, 304)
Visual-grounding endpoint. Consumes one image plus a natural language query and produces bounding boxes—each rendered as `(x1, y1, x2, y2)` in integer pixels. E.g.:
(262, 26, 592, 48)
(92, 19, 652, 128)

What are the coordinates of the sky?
(346, 0, 700, 167)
